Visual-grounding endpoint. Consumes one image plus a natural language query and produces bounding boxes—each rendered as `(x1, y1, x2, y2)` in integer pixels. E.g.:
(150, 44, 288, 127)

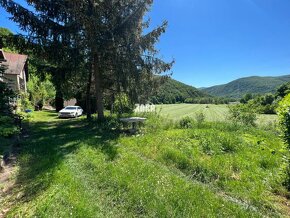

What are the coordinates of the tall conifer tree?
(0, 0, 173, 119)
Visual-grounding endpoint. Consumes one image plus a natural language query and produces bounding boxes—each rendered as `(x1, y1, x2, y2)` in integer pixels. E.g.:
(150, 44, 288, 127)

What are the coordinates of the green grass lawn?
(157, 104, 278, 125)
(1, 111, 289, 217)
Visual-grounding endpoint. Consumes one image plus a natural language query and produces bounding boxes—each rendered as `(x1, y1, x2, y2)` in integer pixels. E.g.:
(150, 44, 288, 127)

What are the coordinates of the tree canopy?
(0, 0, 173, 119)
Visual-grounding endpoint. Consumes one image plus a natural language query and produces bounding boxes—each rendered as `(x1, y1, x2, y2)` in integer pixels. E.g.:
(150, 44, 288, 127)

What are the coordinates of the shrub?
(277, 94, 290, 147)
(18, 92, 33, 111)
(195, 112, 205, 126)
(0, 115, 20, 137)
(179, 117, 193, 129)
(113, 93, 134, 115)
(277, 94, 290, 190)
(27, 74, 55, 107)
(93, 115, 123, 132)
(228, 104, 257, 126)
(0, 81, 15, 115)
(0, 116, 14, 124)
(143, 112, 174, 132)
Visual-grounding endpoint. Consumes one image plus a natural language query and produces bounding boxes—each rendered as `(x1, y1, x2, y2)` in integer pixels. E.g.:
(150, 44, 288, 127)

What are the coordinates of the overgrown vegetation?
(239, 93, 277, 114)
(0, 49, 19, 139)
(2, 111, 289, 217)
(0, 116, 20, 138)
(27, 74, 55, 109)
(228, 104, 257, 126)
(277, 94, 290, 190)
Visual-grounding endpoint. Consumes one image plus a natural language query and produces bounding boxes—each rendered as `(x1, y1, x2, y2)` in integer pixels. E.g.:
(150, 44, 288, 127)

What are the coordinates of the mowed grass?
(2, 111, 289, 217)
(157, 104, 278, 125)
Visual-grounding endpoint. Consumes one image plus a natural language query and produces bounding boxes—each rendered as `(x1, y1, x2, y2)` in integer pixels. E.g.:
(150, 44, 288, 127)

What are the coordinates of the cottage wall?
(4, 74, 18, 91)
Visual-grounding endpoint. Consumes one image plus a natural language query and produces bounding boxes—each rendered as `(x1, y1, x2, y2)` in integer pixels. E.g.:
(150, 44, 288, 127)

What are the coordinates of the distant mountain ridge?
(202, 75, 290, 99)
(151, 78, 209, 104)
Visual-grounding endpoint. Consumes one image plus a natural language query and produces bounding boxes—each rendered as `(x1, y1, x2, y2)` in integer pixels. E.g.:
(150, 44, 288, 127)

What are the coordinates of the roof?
(2, 51, 28, 75)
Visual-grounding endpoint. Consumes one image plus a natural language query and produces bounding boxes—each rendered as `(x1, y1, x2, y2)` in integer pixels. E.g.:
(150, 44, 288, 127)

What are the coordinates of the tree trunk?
(86, 65, 93, 120)
(93, 54, 105, 120)
(55, 89, 64, 112)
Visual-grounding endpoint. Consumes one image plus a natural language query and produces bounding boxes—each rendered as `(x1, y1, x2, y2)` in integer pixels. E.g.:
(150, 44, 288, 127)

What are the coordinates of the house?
(0, 49, 28, 93)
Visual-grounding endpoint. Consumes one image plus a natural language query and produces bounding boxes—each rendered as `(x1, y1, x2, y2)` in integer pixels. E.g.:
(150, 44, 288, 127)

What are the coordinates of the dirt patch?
(0, 156, 18, 218)
(0, 133, 25, 217)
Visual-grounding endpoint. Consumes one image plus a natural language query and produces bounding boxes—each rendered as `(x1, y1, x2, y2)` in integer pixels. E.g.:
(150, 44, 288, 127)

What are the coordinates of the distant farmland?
(156, 104, 278, 125)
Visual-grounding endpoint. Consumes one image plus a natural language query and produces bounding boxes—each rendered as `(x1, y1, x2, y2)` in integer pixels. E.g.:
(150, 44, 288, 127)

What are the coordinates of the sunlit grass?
(156, 104, 278, 125)
(3, 111, 289, 217)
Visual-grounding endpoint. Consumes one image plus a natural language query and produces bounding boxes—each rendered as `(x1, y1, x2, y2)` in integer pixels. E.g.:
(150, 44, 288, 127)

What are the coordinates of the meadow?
(1, 111, 289, 217)
(157, 104, 278, 125)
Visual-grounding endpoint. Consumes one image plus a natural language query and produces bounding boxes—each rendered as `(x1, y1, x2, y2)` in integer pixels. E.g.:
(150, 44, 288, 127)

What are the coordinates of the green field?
(157, 104, 278, 125)
(1, 111, 289, 217)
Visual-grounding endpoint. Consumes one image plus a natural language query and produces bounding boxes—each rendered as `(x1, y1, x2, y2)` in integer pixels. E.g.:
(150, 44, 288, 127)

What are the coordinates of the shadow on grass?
(14, 114, 121, 203)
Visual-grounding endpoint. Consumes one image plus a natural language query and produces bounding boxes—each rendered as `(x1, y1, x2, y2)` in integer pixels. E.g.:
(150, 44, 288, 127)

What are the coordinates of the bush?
(18, 92, 33, 111)
(277, 94, 290, 190)
(228, 104, 257, 126)
(0, 115, 20, 137)
(0, 81, 15, 115)
(27, 74, 55, 107)
(179, 117, 193, 129)
(113, 93, 134, 115)
(143, 112, 174, 133)
(277, 94, 290, 147)
(195, 112, 205, 126)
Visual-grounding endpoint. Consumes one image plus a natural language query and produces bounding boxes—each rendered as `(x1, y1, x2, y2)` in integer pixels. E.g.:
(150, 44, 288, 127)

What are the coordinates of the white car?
(58, 106, 83, 118)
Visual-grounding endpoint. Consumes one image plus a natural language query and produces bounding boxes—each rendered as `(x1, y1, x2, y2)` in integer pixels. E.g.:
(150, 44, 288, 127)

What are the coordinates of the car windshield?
(65, 107, 77, 110)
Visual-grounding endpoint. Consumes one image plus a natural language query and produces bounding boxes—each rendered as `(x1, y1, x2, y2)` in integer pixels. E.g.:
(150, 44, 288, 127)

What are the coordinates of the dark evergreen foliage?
(1, 0, 173, 119)
(0, 58, 15, 115)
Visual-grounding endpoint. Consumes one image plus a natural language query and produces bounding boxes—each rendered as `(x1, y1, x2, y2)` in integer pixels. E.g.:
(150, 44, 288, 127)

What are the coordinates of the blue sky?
(1, 0, 290, 87)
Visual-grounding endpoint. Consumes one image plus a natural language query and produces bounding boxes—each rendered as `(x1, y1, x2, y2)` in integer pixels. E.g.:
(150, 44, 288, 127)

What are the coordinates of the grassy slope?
(2, 111, 289, 217)
(203, 75, 290, 99)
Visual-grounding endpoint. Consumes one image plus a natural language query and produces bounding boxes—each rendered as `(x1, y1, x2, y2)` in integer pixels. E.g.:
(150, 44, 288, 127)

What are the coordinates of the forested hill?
(202, 75, 290, 99)
(151, 78, 209, 104)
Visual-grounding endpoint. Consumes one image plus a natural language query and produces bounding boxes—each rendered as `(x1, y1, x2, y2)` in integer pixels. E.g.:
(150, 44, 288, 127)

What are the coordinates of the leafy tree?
(240, 93, 253, 104)
(27, 74, 55, 107)
(240, 93, 277, 115)
(0, 27, 12, 48)
(276, 82, 290, 99)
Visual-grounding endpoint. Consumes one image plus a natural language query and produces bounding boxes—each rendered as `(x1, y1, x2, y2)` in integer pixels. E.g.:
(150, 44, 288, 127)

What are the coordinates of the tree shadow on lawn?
(14, 117, 121, 204)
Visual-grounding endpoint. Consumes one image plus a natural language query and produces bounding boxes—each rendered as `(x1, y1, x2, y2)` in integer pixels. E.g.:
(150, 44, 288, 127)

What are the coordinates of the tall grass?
(2, 111, 289, 217)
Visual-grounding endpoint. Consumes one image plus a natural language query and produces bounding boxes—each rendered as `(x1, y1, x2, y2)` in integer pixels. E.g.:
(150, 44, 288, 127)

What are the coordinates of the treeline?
(150, 78, 233, 104)
(184, 97, 234, 104)
(239, 93, 277, 114)
(238, 81, 290, 114)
